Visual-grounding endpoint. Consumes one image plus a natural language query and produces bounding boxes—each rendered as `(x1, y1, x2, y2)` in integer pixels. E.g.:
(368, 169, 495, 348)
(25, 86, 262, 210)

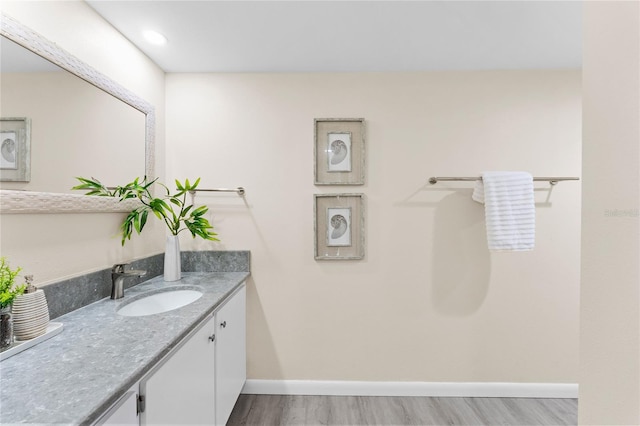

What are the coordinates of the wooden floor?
(227, 395, 578, 426)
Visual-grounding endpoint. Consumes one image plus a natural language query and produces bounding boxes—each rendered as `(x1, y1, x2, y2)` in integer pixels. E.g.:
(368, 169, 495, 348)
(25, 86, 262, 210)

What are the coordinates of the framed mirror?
(0, 13, 155, 213)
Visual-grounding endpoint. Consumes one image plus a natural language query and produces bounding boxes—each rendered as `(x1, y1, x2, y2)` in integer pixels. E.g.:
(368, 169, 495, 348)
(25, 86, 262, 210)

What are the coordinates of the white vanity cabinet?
(139, 283, 246, 426)
(215, 285, 247, 425)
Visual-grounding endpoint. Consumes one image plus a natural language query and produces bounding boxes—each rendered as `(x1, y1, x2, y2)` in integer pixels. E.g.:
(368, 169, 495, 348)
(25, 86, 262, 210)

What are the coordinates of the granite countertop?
(0, 271, 249, 425)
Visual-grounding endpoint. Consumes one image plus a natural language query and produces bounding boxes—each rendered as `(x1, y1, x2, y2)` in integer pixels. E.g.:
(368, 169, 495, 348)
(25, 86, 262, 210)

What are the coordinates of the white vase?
(164, 235, 181, 281)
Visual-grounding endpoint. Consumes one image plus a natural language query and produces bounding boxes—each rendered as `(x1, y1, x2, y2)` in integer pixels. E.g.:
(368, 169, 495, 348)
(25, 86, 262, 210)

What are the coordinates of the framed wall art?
(314, 193, 364, 260)
(314, 118, 364, 185)
(0, 117, 31, 182)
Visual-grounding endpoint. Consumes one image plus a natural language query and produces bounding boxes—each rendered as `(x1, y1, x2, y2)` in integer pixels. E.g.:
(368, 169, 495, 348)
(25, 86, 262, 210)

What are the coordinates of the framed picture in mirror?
(0, 117, 31, 182)
(314, 193, 364, 260)
(314, 118, 364, 185)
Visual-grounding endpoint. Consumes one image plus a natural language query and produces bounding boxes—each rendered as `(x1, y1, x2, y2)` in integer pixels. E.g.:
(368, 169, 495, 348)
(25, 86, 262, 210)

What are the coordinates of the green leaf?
(150, 198, 171, 212)
(71, 177, 116, 196)
(157, 182, 170, 196)
(192, 205, 208, 216)
(133, 213, 140, 233)
(143, 178, 155, 191)
(121, 212, 137, 245)
(140, 210, 149, 231)
(0, 257, 24, 305)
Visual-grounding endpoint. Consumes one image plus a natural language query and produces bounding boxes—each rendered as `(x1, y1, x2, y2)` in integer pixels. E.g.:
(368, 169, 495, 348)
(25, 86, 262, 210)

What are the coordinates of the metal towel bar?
(189, 187, 245, 196)
(428, 176, 579, 186)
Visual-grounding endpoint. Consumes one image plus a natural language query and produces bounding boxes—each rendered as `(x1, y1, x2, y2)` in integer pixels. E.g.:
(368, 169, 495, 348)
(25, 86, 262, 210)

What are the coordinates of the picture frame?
(0, 117, 31, 182)
(314, 118, 364, 185)
(314, 193, 364, 260)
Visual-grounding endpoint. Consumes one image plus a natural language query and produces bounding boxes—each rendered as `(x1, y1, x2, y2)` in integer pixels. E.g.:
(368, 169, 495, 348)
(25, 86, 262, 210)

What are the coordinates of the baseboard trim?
(242, 380, 578, 399)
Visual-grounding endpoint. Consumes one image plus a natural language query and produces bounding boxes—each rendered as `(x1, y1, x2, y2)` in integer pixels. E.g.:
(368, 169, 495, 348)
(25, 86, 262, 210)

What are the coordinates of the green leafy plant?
(73, 176, 219, 246)
(0, 257, 27, 309)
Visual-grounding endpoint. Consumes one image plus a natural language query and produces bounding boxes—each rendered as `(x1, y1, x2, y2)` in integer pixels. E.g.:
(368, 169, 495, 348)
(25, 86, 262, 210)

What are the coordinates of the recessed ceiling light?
(142, 30, 167, 46)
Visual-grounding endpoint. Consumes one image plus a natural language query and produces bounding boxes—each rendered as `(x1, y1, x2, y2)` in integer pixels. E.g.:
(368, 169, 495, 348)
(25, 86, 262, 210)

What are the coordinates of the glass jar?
(0, 305, 14, 349)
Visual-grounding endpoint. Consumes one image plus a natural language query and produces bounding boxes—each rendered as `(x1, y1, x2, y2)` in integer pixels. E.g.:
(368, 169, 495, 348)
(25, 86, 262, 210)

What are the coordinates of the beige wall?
(580, 2, 640, 424)
(0, 1, 166, 284)
(167, 71, 581, 382)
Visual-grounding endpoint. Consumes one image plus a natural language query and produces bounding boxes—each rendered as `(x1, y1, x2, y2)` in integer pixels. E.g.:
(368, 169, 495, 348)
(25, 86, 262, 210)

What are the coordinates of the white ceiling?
(86, 1, 582, 73)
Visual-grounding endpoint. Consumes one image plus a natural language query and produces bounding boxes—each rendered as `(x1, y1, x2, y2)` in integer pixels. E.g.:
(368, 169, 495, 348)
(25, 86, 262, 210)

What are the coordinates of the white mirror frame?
(0, 13, 154, 213)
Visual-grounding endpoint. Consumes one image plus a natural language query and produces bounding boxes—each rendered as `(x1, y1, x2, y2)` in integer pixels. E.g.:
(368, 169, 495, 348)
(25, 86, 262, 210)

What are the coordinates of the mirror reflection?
(0, 35, 146, 193)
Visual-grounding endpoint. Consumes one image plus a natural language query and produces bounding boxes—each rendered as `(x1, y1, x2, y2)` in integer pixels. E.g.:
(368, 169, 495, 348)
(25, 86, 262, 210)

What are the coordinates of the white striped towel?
(472, 171, 535, 251)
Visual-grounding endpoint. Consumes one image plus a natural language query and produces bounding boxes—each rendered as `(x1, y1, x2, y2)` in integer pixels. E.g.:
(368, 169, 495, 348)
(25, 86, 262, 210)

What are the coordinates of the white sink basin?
(117, 288, 203, 317)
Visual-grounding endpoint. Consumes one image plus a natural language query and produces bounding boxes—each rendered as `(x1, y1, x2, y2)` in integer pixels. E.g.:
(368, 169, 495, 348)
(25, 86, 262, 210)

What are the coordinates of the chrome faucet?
(111, 263, 147, 299)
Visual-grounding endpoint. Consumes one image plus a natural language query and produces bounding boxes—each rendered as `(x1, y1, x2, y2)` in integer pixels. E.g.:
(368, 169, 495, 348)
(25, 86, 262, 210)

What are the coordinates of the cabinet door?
(215, 285, 246, 426)
(141, 315, 216, 425)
